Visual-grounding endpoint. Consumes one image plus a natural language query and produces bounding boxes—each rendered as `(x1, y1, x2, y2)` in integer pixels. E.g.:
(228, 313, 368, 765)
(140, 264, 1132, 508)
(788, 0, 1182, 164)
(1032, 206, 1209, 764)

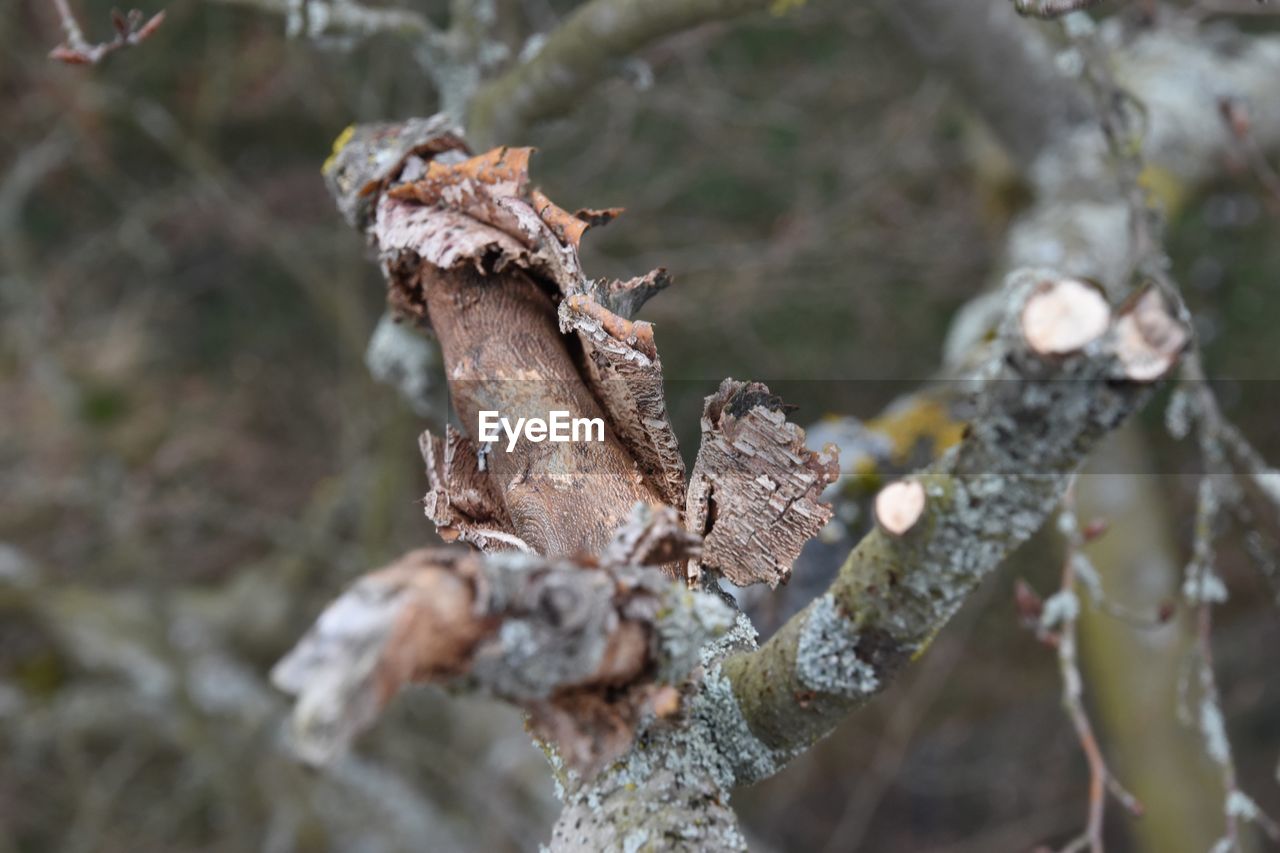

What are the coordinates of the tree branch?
(716, 271, 1187, 765)
(48, 0, 165, 65)
(874, 0, 1090, 166)
(209, 0, 448, 79)
(466, 0, 776, 146)
(273, 532, 733, 773)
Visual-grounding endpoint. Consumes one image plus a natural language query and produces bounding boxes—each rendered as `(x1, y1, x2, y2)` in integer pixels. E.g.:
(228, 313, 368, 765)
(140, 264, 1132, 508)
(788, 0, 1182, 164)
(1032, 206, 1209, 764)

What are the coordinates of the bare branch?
(208, 0, 447, 73)
(716, 269, 1187, 766)
(1042, 482, 1144, 853)
(48, 0, 165, 65)
(874, 0, 1090, 166)
(466, 0, 777, 145)
(273, 546, 734, 773)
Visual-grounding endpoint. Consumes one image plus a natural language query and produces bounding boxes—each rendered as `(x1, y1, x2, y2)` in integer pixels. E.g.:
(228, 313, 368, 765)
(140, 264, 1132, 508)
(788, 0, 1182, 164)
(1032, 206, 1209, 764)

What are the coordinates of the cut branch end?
(1114, 287, 1189, 382)
(1020, 278, 1111, 356)
(874, 479, 927, 537)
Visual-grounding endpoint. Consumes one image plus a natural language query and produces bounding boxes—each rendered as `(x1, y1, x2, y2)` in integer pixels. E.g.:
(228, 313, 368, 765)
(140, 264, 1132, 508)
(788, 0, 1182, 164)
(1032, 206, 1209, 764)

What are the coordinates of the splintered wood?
(685, 379, 840, 588)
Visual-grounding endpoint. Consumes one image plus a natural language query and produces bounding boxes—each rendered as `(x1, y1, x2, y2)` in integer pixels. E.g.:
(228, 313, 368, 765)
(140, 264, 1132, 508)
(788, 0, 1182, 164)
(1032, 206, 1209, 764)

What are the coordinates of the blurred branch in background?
(6, 0, 1280, 849)
(47, 0, 165, 65)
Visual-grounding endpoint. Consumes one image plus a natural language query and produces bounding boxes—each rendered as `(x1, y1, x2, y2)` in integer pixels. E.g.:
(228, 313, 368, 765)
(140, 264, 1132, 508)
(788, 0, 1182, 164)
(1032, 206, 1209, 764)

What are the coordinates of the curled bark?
(685, 380, 840, 589)
(325, 122, 672, 558)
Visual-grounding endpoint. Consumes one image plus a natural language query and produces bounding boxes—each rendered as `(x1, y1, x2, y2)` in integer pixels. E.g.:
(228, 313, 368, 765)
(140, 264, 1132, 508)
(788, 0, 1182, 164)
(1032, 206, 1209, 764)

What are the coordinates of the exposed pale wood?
(1114, 287, 1188, 382)
(1020, 278, 1111, 356)
(422, 265, 661, 557)
(873, 479, 927, 537)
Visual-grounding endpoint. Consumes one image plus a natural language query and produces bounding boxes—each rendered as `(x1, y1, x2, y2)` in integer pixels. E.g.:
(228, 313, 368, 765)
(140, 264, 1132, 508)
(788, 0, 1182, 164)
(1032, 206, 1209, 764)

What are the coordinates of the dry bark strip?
(330, 129, 672, 558)
(559, 295, 687, 510)
(686, 379, 840, 588)
(420, 264, 660, 557)
(419, 426, 529, 553)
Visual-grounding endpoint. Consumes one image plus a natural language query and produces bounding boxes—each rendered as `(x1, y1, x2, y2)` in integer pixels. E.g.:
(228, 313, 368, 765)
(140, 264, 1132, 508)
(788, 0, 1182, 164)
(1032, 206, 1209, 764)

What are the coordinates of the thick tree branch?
(421, 265, 663, 556)
(274, 530, 733, 773)
(716, 270, 1186, 764)
(874, 0, 1090, 166)
(466, 0, 776, 146)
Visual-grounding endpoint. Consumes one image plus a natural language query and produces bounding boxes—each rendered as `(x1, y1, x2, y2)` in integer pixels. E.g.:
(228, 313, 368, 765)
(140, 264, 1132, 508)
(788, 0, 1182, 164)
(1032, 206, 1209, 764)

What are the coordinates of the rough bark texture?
(715, 270, 1184, 762)
(420, 425, 527, 552)
(685, 380, 840, 588)
(559, 295, 688, 511)
(422, 265, 661, 557)
(273, 546, 735, 775)
(282, 7, 1280, 849)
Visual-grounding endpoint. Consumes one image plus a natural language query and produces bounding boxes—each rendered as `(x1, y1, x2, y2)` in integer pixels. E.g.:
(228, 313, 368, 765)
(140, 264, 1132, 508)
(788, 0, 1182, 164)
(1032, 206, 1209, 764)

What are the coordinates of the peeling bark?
(419, 426, 528, 553)
(686, 380, 840, 588)
(559, 295, 688, 512)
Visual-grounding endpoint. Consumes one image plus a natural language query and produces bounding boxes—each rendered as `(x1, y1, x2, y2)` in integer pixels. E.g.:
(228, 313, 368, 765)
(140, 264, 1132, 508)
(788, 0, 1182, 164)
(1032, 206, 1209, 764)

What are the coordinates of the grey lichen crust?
(545, 614, 786, 852)
(794, 593, 883, 700)
(716, 268, 1183, 758)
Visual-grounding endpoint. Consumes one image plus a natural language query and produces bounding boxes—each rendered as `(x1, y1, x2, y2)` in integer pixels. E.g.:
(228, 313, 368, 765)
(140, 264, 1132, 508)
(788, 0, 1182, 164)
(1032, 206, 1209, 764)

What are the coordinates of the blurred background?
(2, 0, 1279, 849)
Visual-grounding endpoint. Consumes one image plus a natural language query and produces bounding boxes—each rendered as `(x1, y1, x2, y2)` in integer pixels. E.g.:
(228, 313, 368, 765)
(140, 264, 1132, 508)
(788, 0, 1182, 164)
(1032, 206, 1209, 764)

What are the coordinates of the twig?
(1061, 20, 1280, 847)
(48, 0, 165, 65)
(209, 0, 439, 44)
(1183, 389, 1280, 852)
(1039, 481, 1144, 853)
(1218, 96, 1280, 215)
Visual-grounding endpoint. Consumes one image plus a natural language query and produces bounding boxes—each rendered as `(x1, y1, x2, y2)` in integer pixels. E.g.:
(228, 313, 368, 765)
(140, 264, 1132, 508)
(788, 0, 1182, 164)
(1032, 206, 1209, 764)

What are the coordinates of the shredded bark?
(686, 379, 840, 588)
(559, 295, 687, 511)
(589, 267, 672, 320)
(420, 426, 530, 553)
(321, 116, 467, 230)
